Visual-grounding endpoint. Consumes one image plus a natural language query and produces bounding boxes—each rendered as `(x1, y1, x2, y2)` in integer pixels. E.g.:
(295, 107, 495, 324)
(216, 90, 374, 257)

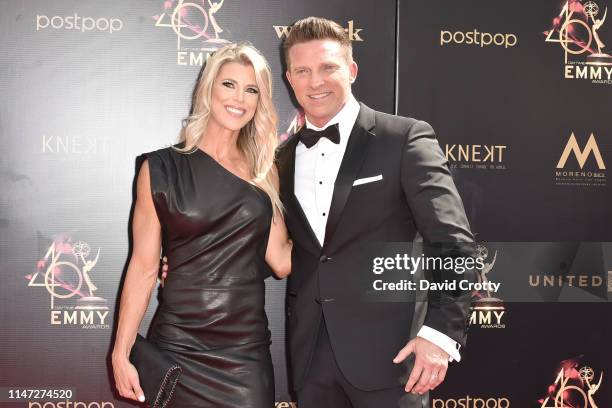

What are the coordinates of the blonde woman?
(112, 43, 292, 407)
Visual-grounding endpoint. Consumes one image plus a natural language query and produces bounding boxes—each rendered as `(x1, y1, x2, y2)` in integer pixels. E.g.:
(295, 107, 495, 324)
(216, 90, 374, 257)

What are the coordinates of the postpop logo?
(36, 13, 123, 34)
(440, 29, 517, 48)
(28, 402, 114, 408)
(433, 396, 510, 408)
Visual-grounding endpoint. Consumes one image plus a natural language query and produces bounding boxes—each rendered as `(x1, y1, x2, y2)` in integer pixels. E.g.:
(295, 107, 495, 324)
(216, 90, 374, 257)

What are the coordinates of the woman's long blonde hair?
(175, 43, 281, 212)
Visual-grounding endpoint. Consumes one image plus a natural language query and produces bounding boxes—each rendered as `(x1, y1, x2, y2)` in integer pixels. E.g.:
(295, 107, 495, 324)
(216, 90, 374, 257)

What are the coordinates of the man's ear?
(349, 60, 358, 84)
(286, 70, 294, 89)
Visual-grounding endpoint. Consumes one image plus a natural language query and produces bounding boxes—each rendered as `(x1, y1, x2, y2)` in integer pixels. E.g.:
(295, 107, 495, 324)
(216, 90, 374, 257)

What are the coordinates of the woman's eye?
(246, 87, 259, 94)
(222, 81, 234, 88)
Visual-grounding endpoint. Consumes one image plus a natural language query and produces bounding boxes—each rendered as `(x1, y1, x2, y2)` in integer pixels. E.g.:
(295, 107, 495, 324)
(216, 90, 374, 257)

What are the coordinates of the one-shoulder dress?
(142, 147, 274, 407)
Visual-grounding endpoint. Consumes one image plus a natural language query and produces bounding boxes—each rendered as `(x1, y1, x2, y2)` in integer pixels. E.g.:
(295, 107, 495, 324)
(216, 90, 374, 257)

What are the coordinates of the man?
(277, 17, 474, 407)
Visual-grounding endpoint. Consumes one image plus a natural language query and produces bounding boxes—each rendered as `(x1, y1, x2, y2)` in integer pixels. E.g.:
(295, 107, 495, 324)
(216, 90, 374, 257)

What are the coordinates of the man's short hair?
(283, 17, 352, 68)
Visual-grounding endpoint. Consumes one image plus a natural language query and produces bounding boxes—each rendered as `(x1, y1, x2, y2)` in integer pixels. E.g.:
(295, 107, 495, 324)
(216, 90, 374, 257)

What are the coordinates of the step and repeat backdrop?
(398, 1, 611, 407)
(1, 0, 610, 407)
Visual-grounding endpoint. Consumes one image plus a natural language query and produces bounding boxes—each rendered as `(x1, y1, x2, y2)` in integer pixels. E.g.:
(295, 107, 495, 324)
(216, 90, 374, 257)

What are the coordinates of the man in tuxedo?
(277, 17, 474, 407)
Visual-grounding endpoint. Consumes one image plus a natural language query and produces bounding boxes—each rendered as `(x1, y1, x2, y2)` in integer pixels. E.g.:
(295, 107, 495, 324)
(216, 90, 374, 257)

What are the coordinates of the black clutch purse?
(129, 334, 182, 408)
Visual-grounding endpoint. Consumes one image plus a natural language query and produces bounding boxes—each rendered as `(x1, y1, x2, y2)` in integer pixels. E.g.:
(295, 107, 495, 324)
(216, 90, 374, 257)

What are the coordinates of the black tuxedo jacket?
(277, 103, 474, 391)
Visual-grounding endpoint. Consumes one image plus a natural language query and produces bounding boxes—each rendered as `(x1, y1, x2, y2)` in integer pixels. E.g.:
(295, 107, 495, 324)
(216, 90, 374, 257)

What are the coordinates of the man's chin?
(305, 108, 337, 127)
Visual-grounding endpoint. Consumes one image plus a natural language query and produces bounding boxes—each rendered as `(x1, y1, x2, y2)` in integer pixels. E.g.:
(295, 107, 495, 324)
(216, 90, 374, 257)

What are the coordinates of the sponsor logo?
(28, 402, 114, 408)
(36, 13, 123, 34)
(42, 134, 109, 154)
(274, 20, 364, 42)
(538, 357, 603, 407)
(440, 29, 517, 48)
(554, 132, 606, 187)
(557, 133, 605, 169)
(470, 243, 506, 329)
(432, 396, 511, 408)
(26, 236, 110, 329)
(154, 0, 230, 66)
(528, 274, 604, 288)
(445, 144, 507, 170)
(544, 1, 612, 85)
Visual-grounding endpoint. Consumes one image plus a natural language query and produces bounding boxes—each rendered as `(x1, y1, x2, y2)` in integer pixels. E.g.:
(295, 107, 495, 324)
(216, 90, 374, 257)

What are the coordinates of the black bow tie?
(298, 124, 340, 149)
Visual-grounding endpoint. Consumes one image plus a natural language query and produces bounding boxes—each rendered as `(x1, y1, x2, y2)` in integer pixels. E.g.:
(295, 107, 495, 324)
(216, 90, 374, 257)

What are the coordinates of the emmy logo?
(584, 1, 611, 65)
(154, 0, 229, 65)
(546, 1, 611, 64)
(279, 110, 306, 142)
(27, 241, 108, 314)
(472, 243, 501, 303)
(539, 364, 603, 408)
(469, 243, 505, 328)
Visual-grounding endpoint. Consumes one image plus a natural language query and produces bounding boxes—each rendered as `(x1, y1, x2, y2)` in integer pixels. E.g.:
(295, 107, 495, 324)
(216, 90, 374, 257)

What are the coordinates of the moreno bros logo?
(554, 132, 606, 187)
(557, 133, 605, 170)
(440, 29, 517, 48)
(36, 13, 123, 34)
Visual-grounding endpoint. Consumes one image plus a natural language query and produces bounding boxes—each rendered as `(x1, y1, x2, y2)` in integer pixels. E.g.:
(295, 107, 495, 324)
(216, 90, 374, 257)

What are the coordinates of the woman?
(112, 43, 292, 407)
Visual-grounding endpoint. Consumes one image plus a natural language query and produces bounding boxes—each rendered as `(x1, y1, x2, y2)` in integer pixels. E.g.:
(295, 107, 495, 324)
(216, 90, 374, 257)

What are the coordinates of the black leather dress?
(142, 147, 274, 407)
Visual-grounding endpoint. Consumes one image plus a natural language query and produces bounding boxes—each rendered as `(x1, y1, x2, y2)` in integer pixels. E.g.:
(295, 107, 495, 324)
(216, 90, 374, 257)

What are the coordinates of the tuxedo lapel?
(323, 103, 375, 247)
(277, 135, 322, 255)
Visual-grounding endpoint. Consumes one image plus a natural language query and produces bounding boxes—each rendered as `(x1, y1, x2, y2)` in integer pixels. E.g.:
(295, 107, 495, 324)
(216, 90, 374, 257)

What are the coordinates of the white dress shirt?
(294, 94, 461, 362)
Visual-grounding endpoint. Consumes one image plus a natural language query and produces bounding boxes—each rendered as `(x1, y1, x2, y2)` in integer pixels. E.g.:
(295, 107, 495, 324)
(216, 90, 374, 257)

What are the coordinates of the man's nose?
(308, 72, 325, 88)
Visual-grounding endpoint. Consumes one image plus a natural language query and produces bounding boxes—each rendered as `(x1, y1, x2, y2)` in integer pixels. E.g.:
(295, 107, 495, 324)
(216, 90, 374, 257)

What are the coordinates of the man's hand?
(160, 256, 168, 287)
(393, 336, 449, 394)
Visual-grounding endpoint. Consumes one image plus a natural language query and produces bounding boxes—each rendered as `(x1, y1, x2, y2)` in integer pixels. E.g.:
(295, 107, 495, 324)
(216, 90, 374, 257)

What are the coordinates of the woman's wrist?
(112, 346, 130, 362)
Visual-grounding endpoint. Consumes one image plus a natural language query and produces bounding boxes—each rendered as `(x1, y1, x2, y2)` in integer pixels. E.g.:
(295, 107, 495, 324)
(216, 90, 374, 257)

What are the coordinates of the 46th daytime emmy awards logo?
(544, 1, 612, 85)
(154, 0, 230, 66)
(25, 236, 110, 329)
(469, 242, 506, 329)
(538, 356, 604, 408)
(554, 132, 606, 187)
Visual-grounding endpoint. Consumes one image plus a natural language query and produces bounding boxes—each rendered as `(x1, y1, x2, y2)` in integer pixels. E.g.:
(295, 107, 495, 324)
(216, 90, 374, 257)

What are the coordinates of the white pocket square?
(353, 174, 383, 186)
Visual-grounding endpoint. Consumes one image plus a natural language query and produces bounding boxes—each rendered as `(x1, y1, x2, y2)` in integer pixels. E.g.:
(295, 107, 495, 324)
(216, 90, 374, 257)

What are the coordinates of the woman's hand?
(112, 353, 146, 403)
(266, 231, 292, 279)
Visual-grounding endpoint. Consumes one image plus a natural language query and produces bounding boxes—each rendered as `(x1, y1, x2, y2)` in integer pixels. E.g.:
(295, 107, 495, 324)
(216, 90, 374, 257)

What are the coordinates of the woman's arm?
(265, 166, 292, 279)
(111, 160, 162, 402)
